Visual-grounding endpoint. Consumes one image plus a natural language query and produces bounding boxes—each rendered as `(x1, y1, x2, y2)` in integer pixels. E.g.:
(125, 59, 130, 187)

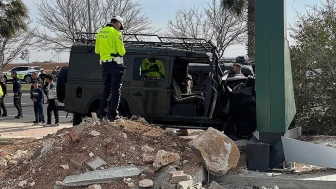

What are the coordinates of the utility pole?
(87, 0, 92, 36)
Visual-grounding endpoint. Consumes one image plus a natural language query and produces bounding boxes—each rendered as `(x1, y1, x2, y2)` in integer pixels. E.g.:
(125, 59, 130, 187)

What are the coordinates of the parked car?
(2, 66, 44, 83)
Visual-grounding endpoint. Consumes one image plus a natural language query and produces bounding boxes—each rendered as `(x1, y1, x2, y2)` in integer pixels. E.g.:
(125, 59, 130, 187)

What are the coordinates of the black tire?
(57, 66, 68, 103)
(24, 75, 32, 83)
(73, 113, 83, 126)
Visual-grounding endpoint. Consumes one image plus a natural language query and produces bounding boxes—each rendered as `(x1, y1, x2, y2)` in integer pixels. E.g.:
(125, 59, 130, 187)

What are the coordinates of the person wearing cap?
(95, 15, 126, 122)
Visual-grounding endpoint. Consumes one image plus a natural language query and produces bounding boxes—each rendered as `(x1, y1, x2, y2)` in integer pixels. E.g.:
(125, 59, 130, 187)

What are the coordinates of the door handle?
(133, 92, 142, 96)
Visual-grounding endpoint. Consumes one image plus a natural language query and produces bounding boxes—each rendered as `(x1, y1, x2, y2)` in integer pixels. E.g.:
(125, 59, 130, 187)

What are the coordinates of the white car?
(2, 66, 45, 83)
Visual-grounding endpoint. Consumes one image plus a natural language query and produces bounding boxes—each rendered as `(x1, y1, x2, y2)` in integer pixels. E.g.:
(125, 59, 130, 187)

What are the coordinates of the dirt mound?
(0, 118, 202, 189)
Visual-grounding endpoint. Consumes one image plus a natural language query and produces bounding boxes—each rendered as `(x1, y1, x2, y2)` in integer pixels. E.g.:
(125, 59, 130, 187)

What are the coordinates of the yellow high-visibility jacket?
(95, 26, 126, 61)
(141, 58, 165, 78)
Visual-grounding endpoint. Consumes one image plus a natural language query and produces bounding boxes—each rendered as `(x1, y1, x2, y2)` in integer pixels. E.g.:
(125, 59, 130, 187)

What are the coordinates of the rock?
(161, 182, 177, 189)
(0, 158, 7, 169)
(176, 176, 193, 189)
(182, 160, 189, 165)
(74, 124, 85, 135)
(273, 186, 279, 189)
(41, 139, 55, 154)
(30, 182, 36, 186)
(141, 145, 155, 153)
(18, 180, 27, 187)
(106, 143, 119, 156)
(139, 179, 154, 188)
(12, 150, 28, 160)
(143, 154, 155, 164)
(87, 184, 101, 189)
(124, 178, 132, 182)
(89, 130, 101, 137)
(120, 133, 127, 138)
(189, 127, 240, 176)
(89, 152, 94, 157)
(208, 181, 224, 189)
(153, 150, 180, 169)
(9, 160, 18, 165)
(142, 168, 156, 177)
(68, 130, 80, 142)
(69, 157, 89, 170)
(60, 163, 69, 170)
(4, 155, 12, 161)
(128, 182, 135, 187)
(86, 156, 107, 170)
(170, 171, 190, 184)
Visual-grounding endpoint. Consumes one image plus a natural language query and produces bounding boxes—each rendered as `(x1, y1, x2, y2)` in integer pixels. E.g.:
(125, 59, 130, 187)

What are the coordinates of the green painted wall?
(255, 0, 296, 133)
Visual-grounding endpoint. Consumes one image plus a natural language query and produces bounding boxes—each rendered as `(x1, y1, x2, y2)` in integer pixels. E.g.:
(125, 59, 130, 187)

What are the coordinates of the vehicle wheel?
(57, 66, 68, 103)
(73, 113, 83, 126)
(24, 75, 32, 83)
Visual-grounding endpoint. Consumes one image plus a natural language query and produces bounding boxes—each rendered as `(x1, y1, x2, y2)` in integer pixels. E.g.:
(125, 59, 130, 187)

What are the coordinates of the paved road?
(0, 93, 72, 124)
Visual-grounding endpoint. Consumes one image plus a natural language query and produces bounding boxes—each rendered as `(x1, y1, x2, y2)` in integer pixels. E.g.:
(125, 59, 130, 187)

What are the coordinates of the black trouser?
(0, 97, 7, 115)
(99, 61, 125, 118)
(34, 102, 44, 122)
(47, 99, 59, 124)
(13, 93, 22, 116)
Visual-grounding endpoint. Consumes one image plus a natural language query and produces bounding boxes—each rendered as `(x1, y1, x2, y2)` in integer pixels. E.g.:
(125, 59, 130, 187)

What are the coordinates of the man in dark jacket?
(0, 76, 7, 117)
(11, 71, 23, 119)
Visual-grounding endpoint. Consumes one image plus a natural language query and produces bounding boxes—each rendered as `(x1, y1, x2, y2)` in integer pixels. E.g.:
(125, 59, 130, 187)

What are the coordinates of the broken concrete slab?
(153, 150, 180, 170)
(208, 181, 224, 189)
(210, 170, 336, 189)
(176, 176, 193, 189)
(86, 156, 107, 170)
(170, 171, 190, 184)
(62, 165, 146, 186)
(282, 137, 336, 169)
(153, 165, 177, 188)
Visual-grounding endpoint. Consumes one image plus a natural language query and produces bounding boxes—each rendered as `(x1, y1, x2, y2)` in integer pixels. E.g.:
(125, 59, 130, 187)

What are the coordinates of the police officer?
(95, 15, 126, 121)
(11, 71, 23, 119)
(0, 76, 7, 116)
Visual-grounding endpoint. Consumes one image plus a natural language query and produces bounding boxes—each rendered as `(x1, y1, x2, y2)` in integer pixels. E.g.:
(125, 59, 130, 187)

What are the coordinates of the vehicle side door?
(128, 56, 171, 117)
(16, 67, 29, 80)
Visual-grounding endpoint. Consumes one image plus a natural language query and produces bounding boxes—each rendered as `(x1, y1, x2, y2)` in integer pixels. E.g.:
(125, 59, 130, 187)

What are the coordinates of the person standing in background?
(0, 76, 7, 117)
(11, 71, 23, 119)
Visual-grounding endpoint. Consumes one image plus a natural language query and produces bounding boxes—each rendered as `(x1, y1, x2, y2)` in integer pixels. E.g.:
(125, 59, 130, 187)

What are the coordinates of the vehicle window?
(17, 67, 28, 71)
(33, 67, 41, 70)
(133, 57, 165, 81)
(11, 68, 18, 72)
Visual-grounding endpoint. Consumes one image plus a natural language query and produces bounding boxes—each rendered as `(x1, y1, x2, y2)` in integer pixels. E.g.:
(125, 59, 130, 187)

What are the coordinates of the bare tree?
(0, 29, 36, 71)
(35, 0, 157, 52)
(166, 0, 245, 58)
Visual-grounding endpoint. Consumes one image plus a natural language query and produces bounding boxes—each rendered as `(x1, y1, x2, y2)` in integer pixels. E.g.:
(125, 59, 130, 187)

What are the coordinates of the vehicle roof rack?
(75, 32, 217, 54)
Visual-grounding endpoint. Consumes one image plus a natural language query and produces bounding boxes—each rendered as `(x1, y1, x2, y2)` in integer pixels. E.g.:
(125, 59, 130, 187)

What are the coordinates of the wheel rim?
(25, 77, 31, 83)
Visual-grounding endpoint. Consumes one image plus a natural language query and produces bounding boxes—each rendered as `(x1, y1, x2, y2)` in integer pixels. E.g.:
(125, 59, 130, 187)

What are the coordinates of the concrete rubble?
(62, 165, 145, 186)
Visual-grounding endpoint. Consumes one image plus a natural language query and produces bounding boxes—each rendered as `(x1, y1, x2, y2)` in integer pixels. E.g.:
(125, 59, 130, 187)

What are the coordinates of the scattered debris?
(190, 127, 240, 176)
(12, 150, 28, 160)
(87, 184, 102, 189)
(89, 130, 101, 137)
(153, 150, 180, 169)
(170, 171, 191, 184)
(208, 181, 225, 189)
(138, 179, 154, 188)
(0, 117, 203, 188)
(18, 180, 27, 187)
(60, 163, 69, 170)
(86, 156, 107, 170)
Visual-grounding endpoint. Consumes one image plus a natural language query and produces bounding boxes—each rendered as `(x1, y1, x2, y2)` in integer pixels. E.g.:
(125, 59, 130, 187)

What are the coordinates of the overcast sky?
(17, 0, 319, 63)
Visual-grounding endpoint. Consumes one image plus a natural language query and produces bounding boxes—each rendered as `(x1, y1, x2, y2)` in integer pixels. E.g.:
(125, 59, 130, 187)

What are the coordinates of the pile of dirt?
(0, 117, 202, 189)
